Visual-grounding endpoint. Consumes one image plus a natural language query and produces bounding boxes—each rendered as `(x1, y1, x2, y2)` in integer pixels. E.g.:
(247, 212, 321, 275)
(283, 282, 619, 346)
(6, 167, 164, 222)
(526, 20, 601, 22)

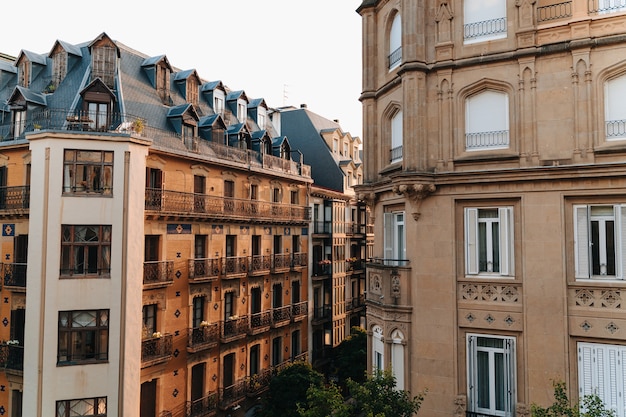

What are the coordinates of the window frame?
(465, 207, 514, 277)
(56, 396, 107, 417)
(58, 309, 109, 365)
(63, 149, 114, 195)
(466, 333, 516, 417)
(463, 0, 507, 44)
(574, 204, 626, 280)
(465, 90, 510, 151)
(388, 12, 402, 70)
(60, 225, 112, 278)
(604, 74, 626, 140)
(578, 341, 626, 416)
(384, 211, 406, 264)
(390, 110, 403, 163)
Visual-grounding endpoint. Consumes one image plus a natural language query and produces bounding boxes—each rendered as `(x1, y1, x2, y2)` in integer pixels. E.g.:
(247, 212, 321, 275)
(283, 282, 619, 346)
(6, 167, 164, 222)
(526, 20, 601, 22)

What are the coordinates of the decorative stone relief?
(516, 402, 531, 417)
(574, 288, 622, 309)
(358, 192, 378, 223)
(391, 275, 401, 300)
(370, 273, 382, 295)
(392, 183, 436, 221)
(459, 283, 520, 303)
(454, 395, 467, 417)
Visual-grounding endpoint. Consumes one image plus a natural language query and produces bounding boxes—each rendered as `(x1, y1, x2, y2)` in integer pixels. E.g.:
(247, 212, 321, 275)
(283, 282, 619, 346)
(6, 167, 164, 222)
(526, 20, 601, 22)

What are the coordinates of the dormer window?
(89, 34, 118, 89)
(18, 61, 30, 88)
(188, 78, 198, 107)
(12, 109, 26, 138)
(79, 78, 116, 132)
(238, 103, 247, 122)
(258, 113, 266, 129)
(215, 97, 224, 115)
(52, 50, 67, 86)
(157, 63, 170, 103)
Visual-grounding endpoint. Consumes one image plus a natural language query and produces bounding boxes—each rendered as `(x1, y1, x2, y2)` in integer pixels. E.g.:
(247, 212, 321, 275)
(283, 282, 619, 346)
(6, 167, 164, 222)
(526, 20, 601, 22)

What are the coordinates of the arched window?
(605, 74, 626, 140)
(390, 110, 403, 163)
(389, 13, 402, 70)
(391, 329, 405, 390)
(465, 90, 509, 151)
(372, 325, 384, 371)
(464, 0, 507, 44)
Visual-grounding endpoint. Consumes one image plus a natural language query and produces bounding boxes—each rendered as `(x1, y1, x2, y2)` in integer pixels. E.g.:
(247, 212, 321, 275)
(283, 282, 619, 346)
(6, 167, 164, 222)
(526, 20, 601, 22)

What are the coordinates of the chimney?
(333, 119, 339, 124)
(300, 104, 307, 109)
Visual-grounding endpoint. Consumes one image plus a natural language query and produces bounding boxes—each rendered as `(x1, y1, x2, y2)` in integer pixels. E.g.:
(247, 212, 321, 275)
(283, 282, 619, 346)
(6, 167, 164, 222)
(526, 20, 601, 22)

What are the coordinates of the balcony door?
(140, 380, 157, 417)
(191, 362, 205, 407)
(223, 353, 235, 388)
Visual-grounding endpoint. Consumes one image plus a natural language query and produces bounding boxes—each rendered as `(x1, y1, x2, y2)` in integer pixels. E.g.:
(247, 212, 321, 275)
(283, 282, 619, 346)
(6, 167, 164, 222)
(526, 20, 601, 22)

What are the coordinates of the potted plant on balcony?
(200, 320, 209, 328)
(152, 331, 162, 339)
(132, 118, 144, 135)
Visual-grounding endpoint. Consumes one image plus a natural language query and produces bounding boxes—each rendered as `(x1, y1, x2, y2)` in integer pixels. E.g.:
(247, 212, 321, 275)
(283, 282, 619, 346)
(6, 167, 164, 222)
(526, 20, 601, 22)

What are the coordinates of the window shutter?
(618, 205, 626, 279)
(504, 338, 516, 416)
(384, 213, 393, 260)
(578, 343, 594, 397)
(574, 205, 590, 279)
(467, 335, 476, 411)
(499, 207, 513, 276)
(466, 208, 479, 275)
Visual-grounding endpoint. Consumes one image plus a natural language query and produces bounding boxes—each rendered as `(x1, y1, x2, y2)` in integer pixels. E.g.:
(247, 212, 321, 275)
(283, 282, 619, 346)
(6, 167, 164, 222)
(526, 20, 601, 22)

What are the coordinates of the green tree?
(259, 362, 324, 417)
(297, 382, 351, 417)
(347, 369, 426, 417)
(531, 381, 615, 417)
(334, 326, 367, 384)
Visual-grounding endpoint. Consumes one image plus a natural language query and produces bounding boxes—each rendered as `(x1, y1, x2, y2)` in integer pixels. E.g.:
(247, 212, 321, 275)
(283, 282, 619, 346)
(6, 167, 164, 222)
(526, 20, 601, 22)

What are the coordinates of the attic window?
(156, 63, 170, 103)
(91, 46, 116, 88)
(18, 61, 30, 88)
(187, 78, 198, 107)
(238, 103, 246, 122)
(258, 113, 266, 129)
(52, 50, 67, 86)
(214, 97, 224, 115)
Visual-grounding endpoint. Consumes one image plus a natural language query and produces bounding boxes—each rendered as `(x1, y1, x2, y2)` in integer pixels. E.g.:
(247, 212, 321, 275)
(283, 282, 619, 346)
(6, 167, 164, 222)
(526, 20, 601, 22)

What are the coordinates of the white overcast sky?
(2, 0, 364, 139)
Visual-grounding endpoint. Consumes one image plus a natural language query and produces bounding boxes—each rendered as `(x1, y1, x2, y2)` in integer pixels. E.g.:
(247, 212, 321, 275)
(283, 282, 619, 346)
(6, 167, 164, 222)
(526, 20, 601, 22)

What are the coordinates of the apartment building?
(276, 106, 371, 371)
(356, 1, 626, 417)
(0, 32, 312, 417)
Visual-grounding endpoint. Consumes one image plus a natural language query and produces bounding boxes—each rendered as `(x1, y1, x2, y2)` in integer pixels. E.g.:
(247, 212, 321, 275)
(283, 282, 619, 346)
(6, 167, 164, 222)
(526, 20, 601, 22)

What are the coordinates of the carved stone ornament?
(358, 192, 378, 222)
(392, 183, 436, 221)
(391, 275, 401, 299)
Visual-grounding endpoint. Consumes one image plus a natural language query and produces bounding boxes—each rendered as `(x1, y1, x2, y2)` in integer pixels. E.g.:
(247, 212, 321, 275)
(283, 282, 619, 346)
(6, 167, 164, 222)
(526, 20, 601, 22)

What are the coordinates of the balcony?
(220, 316, 249, 343)
(0, 344, 24, 374)
(366, 259, 412, 307)
(187, 391, 218, 417)
(145, 188, 311, 224)
(346, 295, 366, 311)
(291, 252, 307, 270)
(345, 222, 365, 235)
(223, 256, 248, 278)
(272, 306, 292, 328)
(141, 334, 173, 368)
(312, 304, 332, 325)
(346, 259, 364, 274)
(249, 310, 271, 335)
(143, 260, 174, 287)
(312, 262, 331, 278)
(0, 186, 30, 216)
(248, 255, 271, 276)
(272, 253, 291, 273)
(3, 263, 27, 289)
(219, 379, 247, 410)
(246, 369, 272, 397)
(189, 258, 220, 282)
(537, 1, 572, 22)
(312, 221, 331, 234)
(188, 323, 219, 353)
(291, 301, 308, 322)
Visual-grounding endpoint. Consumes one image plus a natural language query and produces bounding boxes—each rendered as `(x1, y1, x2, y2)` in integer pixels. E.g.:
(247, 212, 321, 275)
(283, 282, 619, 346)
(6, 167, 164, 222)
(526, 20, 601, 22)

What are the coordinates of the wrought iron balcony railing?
(188, 258, 220, 281)
(271, 306, 292, 326)
(219, 379, 247, 410)
(312, 221, 332, 234)
(0, 186, 30, 212)
(249, 311, 271, 334)
(221, 316, 249, 341)
(145, 188, 311, 223)
(249, 255, 271, 275)
(0, 344, 24, 372)
(272, 253, 291, 272)
(141, 334, 173, 366)
(291, 252, 307, 269)
(291, 301, 308, 320)
(187, 391, 218, 417)
(143, 260, 174, 286)
(465, 130, 509, 150)
(188, 324, 219, 352)
(388, 46, 402, 69)
(312, 304, 332, 322)
(246, 369, 272, 397)
(390, 145, 403, 163)
(312, 262, 332, 277)
(223, 256, 248, 278)
(537, 1, 572, 22)
(464, 17, 507, 40)
(3, 263, 27, 288)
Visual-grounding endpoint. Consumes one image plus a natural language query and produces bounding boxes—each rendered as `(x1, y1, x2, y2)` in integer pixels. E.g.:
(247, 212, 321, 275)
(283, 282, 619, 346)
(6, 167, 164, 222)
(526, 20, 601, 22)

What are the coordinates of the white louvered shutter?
(466, 208, 479, 275)
(504, 338, 516, 416)
(467, 335, 476, 410)
(574, 205, 590, 279)
(618, 205, 626, 279)
(499, 207, 513, 276)
(384, 212, 393, 261)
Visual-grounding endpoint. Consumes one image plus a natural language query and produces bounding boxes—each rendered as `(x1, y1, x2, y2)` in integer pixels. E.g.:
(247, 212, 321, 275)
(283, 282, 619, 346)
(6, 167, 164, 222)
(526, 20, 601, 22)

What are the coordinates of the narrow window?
(390, 111, 403, 163)
(465, 207, 514, 276)
(389, 13, 402, 70)
(383, 212, 406, 265)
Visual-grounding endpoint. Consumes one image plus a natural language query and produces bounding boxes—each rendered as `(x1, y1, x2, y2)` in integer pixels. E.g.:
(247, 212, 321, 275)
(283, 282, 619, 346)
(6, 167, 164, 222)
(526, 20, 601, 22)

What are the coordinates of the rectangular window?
(467, 334, 515, 417)
(390, 111, 403, 163)
(58, 310, 109, 364)
(290, 190, 298, 205)
(238, 103, 247, 122)
(91, 45, 116, 88)
(194, 235, 207, 259)
(214, 97, 224, 115)
(464, 0, 507, 44)
(333, 139, 339, 153)
(383, 211, 406, 265)
(63, 150, 113, 194)
(250, 184, 258, 200)
(224, 292, 234, 321)
(224, 180, 235, 198)
(250, 344, 260, 376)
(258, 113, 266, 129)
(574, 204, 626, 279)
(465, 207, 514, 277)
(272, 336, 282, 366)
(193, 296, 205, 328)
(142, 304, 157, 338)
(12, 110, 25, 138)
(578, 342, 626, 416)
(87, 102, 109, 131)
(56, 397, 107, 417)
(60, 225, 112, 277)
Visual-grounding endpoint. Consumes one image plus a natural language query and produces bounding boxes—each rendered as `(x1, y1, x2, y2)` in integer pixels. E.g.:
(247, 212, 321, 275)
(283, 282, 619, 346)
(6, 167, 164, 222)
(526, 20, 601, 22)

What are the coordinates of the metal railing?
(219, 379, 247, 409)
(221, 316, 249, 341)
(390, 145, 403, 162)
(187, 391, 218, 417)
(188, 258, 220, 281)
(272, 253, 291, 271)
(0, 186, 30, 211)
(537, 1, 572, 22)
(145, 188, 311, 222)
(188, 324, 219, 351)
(291, 252, 307, 269)
(369, 258, 410, 267)
(465, 130, 509, 150)
(143, 260, 174, 285)
(313, 304, 332, 321)
(249, 255, 271, 274)
(249, 311, 271, 332)
(0, 344, 24, 371)
(464, 17, 507, 40)
(606, 119, 626, 139)
(589, 0, 626, 13)
(388, 46, 402, 69)
(3, 263, 27, 288)
(141, 334, 173, 364)
(271, 306, 292, 325)
(313, 263, 332, 277)
(291, 301, 308, 319)
(312, 221, 332, 234)
(223, 256, 248, 277)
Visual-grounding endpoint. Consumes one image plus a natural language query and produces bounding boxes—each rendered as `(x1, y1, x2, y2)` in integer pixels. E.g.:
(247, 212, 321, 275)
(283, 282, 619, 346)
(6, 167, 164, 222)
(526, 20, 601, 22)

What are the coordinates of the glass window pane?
(477, 350, 490, 409)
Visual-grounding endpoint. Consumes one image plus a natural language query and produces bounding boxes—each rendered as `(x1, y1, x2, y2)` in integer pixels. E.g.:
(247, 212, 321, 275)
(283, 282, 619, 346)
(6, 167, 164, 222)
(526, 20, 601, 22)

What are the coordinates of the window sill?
(57, 358, 109, 367)
(571, 278, 626, 286)
(59, 274, 111, 279)
(454, 151, 519, 164)
(379, 161, 403, 176)
(460, 275, 518, 282)
(62, 191, 112, 197)
(594, 141, 626, 155)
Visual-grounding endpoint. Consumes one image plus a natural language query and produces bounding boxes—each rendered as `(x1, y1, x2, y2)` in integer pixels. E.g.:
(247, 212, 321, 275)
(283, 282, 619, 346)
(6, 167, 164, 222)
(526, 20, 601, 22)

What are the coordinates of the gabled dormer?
(227, 122, 251, 150)
(141, 55, 172, 104)
(167, 103, 199, 150)
(7, 86, 47, 138)
(15, 50, 47, 88)
(248, 98, 268, 130)
(0, 60, 17, 90)
(173, 69, 201, 108)
(226, 90, 249, 123)
(251, 130, 272, 154)
(79, 78, 116, 131)
(272, 136, 292, 160)
(201, 80, 226, 116)
(88, 32, 120, 90)
(198, 114, 227, 145)
(48, 40, 82, 90)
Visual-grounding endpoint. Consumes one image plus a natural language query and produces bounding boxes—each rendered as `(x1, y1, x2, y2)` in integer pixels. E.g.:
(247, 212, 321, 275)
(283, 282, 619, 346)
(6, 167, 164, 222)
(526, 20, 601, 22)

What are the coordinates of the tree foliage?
(348, 369, 426, 417)
(333, 326, 367, 384)
(297, 382, 351, 417)
(259, 362, 324, 417)
(531, 381, 615, 417)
